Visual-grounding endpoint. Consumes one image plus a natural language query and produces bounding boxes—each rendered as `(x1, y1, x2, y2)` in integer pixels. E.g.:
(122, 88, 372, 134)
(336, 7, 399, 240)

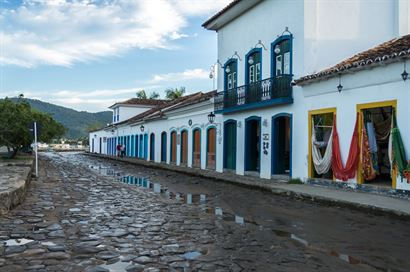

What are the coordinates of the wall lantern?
(94, 134, 97, 138)
(248, 56, 254, 65)
(140, 125, 145, 132)
(337, 75, 343, 93)
(111, 129, 115, 134)
(274, 45, 281, 54)
(207, 112, 215, 124)
(402, 61, 408, 81)
(225, 66, 231, 74)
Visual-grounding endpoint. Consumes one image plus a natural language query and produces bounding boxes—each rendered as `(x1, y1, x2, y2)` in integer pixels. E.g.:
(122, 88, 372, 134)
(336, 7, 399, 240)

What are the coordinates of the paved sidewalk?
(85, 153, 410, 217)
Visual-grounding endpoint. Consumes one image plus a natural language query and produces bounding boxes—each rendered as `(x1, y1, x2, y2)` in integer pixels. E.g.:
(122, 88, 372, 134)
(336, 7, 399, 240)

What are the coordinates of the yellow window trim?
(356, 100, 397, 188)
(308, 107, 337, 179)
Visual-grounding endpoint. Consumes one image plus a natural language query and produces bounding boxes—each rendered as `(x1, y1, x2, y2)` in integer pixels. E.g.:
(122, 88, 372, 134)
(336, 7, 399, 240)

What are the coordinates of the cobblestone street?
(1, 152, 409, 272)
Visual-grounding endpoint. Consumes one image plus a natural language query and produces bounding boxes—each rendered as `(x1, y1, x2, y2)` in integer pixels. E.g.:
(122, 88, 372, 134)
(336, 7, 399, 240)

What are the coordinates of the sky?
(0, 0, 230, 112)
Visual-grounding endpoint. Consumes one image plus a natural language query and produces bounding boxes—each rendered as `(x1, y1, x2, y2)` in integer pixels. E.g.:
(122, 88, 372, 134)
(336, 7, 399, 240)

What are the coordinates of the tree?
(149, 91, 160, 99)
(165, 87, 186, 100)
(0, 98, 65, 159)
(136, 90, 160, 99)
(136, 90, 147, 99)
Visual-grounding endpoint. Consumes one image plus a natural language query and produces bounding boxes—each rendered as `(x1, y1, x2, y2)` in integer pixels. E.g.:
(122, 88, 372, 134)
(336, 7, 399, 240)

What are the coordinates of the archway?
(192, 128, 201, 168)
(180, 130, 188, 166)
(206, 127, 216, 170)
(272, 114, 292, 175)
(161, 132, 167, 162)
(245, 116, 261, 172)
(224, 120, 237, 170)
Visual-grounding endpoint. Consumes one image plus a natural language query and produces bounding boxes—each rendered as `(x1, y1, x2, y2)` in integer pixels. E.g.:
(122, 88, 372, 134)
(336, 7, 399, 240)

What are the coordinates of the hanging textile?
(374, 116, 392, 142)
(391, 114, 410, 182)
(366, 122, 378, 153)
(332, 113, 360, 181)
(312, 122, 333, 174)
(361, 114, 376, 181)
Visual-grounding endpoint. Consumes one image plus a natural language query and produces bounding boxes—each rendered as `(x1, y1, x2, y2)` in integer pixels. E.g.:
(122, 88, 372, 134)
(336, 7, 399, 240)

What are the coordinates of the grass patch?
(288, 178, 303, 184)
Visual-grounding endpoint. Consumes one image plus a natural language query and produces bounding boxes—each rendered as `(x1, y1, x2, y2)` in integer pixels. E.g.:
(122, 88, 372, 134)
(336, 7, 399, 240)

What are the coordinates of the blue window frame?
(224, 58, 238, 91)
(245, 47, 262, 85)
(271, 35, 292, 78)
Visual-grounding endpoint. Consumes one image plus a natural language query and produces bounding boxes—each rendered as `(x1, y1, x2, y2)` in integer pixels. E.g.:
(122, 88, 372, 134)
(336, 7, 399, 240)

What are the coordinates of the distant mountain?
(9, 98, 111, 139)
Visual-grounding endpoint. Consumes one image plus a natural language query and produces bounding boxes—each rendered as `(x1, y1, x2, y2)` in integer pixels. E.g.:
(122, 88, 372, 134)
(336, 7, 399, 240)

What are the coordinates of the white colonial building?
(90, 0, 410, 191)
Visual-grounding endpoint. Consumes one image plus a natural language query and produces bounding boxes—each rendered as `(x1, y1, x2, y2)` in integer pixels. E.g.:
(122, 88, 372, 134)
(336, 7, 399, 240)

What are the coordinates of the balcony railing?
(215, 75, 293, 112)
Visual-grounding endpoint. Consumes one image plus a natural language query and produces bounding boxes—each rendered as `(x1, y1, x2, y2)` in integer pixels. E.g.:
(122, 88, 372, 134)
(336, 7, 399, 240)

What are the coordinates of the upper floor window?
(224, 59, 237, 91)
(246, 49, 262, 85)
(272, 36, 291, 77)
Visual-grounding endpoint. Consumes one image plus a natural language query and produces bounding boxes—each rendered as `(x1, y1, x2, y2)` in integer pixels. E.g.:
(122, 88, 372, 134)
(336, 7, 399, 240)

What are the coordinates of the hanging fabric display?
(312, 122, 333, 175)
(332, 113, 360, 181)
(391, 113, 410, 182)
(374, 116, 392, 142)
(360, 114, 376, 181)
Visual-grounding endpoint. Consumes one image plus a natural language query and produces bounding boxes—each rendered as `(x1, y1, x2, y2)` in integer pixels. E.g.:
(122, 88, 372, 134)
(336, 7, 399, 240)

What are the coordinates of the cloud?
(0, 0, 230, 68)
(151, 68, 209, 83)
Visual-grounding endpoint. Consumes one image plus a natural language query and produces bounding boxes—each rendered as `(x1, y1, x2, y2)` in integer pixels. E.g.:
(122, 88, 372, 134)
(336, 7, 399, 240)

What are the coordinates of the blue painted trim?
(192, 128, 201, 167)
(223, 119, 237, 170)
(205, 126, 217, 169)
(271, 113, 293, 177)
(244, 116, 262, 172)
(224, 58, 238, 91)
(218, 97, 293, 114)
(131, 135, 134, 157)
(134, 134, 138, 158)
(245, 47, 262, 86)
(271, 34, 293, 79)
(139, 134, 143, 158)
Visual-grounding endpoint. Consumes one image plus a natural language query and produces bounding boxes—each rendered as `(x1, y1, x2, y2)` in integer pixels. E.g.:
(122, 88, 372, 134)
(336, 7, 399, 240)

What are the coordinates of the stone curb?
(0, 158, 34, 216)
(84, 153, 410, 219)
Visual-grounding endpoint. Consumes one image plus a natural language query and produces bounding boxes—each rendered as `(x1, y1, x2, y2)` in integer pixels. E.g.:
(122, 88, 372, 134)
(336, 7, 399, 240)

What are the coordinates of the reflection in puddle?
(100, 260, 132, 271)
(182, 251, 202, 260)
(3, 238, 34, 246)
(41, 241, 56, 246)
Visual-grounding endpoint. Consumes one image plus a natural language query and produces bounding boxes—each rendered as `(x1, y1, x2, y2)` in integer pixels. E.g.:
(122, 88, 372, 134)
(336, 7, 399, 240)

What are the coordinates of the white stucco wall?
(112, 105, 154, 124)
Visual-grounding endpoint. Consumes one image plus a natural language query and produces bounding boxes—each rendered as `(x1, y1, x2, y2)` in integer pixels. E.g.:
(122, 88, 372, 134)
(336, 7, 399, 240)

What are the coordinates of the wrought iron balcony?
(215, 75, 293, 113)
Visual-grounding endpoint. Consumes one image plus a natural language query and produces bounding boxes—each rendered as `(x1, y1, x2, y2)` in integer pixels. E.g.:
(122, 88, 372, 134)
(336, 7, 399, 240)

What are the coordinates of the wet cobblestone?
(0, 152, 409, 271)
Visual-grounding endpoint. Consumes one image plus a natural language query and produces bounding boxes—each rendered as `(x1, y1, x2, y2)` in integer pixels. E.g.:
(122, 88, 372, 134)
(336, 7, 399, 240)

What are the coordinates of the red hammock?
(332, 113, 360, 181)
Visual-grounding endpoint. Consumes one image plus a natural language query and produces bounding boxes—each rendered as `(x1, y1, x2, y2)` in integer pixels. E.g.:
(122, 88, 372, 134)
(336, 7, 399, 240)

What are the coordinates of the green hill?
(9, 98, 111, 139)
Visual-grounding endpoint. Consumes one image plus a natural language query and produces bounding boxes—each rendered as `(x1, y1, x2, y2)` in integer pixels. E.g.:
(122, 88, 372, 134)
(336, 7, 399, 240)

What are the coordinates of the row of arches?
(224, 113, 292, 176)
(148, 127, 217, 169)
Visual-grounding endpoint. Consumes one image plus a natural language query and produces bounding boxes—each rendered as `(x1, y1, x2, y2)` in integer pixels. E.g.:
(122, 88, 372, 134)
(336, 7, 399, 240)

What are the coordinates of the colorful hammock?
(391, 114, 410, 182)
(360, 113, 376, 181)
(332, 113, 360, 181)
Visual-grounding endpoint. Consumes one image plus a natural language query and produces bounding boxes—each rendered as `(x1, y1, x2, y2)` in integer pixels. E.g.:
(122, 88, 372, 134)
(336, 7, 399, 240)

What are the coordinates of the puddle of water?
(41, 241, 57, 246)
(182, 251, 202, 260)
(3, 238, 34, 246)
(100, 260, 132, 272)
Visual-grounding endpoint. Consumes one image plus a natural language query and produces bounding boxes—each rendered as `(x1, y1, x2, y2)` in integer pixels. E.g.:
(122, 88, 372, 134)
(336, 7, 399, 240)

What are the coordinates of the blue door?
(144, 134, 148, 159)
(161, 132, 167, 162)
(139, 135, 143, 158)
(135, 134, 138, 158)
(150, 133, 155, 161)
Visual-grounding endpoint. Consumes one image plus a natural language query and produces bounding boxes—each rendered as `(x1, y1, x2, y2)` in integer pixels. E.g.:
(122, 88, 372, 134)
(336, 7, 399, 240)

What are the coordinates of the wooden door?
(181, 131, 188, 165)
(171, 132, 176, 163)
(207, 128, 216, 169)
(193, 129, 201, 167)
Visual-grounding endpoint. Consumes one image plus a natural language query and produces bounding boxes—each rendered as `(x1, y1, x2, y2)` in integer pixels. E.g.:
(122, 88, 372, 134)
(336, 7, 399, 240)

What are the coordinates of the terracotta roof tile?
(294, 34, 410, 85)
(109, 98, 167, 108)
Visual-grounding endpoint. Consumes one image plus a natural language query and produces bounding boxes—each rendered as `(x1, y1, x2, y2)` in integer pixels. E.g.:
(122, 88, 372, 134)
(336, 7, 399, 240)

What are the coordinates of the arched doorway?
(192, 128, 201, 168)
(170, 131, 177, 163)
(272, 114, 292, 176)
(224, 120, 237, 170)
(245, 116, 261, 172)
(207, 127, 216, 170)
(139, 134, 143, 158)
(161, 132, 167, 162)
(180, 130, 188, 166)
(149, 133, 155, 161)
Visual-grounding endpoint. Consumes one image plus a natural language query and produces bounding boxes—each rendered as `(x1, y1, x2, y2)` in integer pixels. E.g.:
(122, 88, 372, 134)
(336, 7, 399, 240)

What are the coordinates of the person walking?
(116, 143, 121, 157)
(120, 144, 125, 158)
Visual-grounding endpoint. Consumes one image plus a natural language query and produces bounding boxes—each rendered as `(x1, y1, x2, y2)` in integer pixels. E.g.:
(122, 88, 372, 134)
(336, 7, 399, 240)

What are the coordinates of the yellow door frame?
(308, 107, 337, 179)
(356, 100, 397, 188)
